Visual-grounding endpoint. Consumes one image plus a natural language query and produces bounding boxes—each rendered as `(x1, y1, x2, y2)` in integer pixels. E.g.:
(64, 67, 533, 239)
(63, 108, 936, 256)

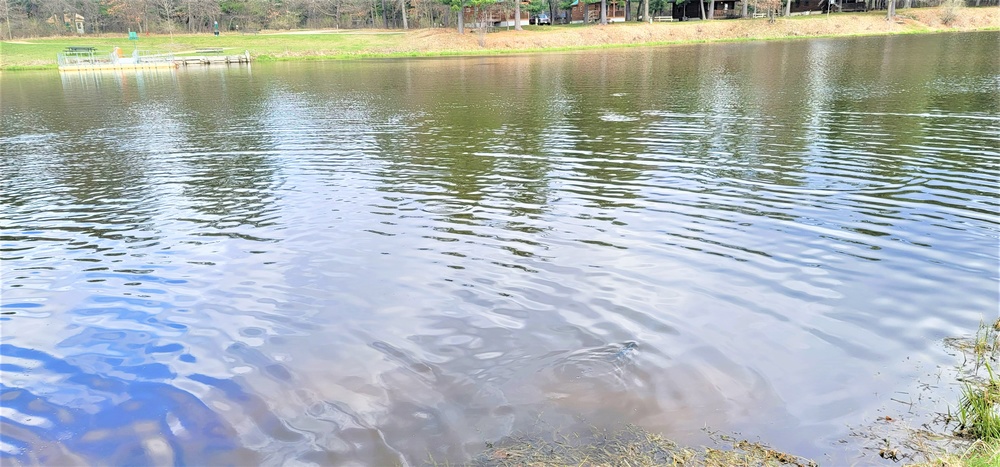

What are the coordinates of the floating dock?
(176, 51, 251, 66)
(59, 61, 179, 71)
(58, 48, 251, 72)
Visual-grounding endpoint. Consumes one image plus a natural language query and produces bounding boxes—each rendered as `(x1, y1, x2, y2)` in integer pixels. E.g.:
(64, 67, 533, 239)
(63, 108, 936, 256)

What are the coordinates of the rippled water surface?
(2, 31, 998, 465)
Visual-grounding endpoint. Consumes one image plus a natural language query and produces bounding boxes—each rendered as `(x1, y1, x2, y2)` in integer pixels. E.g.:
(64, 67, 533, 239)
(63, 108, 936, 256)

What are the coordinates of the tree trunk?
(458, 2, 464, 33)
(886, 0, 894, 19)
(784, 0, 791, 16)
(625, 0, 631, 21)
(600, 0, 608, 24)
(515, 0, 522, 30)
(644, 0, 650, 22)
(382, 0, 389, 27)
(903, 0, 910, 8)
(699, 0, 706, 19)
(3, 0, 11, 40)
(741, 0, 748, 17)
(401, 0, 408, 29)
(708, 0, 715, 18)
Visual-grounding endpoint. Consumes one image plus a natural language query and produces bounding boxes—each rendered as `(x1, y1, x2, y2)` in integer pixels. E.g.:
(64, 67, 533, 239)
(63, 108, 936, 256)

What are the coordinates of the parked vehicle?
(530, 12, 552, 25)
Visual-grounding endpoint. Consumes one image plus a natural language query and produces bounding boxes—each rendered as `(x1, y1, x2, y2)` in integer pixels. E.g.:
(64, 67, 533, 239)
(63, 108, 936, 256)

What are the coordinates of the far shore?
(1, 7, 997, 70)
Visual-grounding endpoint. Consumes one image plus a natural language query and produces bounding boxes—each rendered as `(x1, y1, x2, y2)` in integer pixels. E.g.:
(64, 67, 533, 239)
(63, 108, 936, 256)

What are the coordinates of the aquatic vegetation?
(908, 319, 1000, 467)
(952, 320, 1000, 441)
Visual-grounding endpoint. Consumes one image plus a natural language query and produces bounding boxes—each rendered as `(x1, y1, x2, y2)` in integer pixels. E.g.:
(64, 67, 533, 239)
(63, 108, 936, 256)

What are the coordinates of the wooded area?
(0, 0, 993, 39)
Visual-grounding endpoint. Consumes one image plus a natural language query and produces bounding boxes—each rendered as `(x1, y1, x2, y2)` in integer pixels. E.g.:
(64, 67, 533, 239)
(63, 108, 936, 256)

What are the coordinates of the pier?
(175, 51, 251, 66)
(58, 49, 251, 72)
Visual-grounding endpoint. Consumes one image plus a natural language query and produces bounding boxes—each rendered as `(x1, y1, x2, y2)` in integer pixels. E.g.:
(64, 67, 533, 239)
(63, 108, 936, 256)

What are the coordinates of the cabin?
(789, 0, 867, 14)
(667, 0, 864, 19)
(789, 0, 827, 14)
(568, 0, 627, 23)
(47, 13, 86, 34)
(463, 2, 530, 29)
(831, 0, 867, 11)
(671, 0, 740, 20)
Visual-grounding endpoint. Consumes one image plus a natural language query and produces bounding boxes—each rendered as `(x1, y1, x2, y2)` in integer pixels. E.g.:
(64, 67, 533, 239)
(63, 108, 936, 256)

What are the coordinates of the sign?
(128, 31, 138, 40)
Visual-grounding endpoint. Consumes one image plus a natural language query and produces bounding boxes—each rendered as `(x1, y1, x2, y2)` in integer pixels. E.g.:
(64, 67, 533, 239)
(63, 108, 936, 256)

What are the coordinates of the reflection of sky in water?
(1, 32, 999, 465)
(0, 344, 250, 465)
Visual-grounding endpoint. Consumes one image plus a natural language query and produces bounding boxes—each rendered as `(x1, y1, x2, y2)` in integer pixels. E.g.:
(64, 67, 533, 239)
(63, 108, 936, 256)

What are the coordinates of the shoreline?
(1, 7, 997, 71)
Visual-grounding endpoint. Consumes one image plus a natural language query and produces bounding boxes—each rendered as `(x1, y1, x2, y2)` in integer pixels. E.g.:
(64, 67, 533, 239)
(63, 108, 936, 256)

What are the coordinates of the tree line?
(0, 0, 992, 39)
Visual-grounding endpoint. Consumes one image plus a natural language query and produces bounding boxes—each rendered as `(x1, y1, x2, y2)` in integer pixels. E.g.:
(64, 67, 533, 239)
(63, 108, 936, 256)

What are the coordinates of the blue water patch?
(0, 345, 251, 465)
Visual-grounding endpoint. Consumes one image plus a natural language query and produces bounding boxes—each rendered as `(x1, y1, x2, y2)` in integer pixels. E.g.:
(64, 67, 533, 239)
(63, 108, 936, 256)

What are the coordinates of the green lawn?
(0, 31, 412, 69)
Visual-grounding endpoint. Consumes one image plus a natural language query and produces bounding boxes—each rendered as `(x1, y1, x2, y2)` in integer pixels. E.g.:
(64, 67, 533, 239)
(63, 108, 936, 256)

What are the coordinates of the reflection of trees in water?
(171, 71, 282, 239)
(367, 57, 558, 249)
(680, 42, 809, 190)
(550, 53, 650, 211)
(1, 73, 168, 247)
(179, 153, 280, 239)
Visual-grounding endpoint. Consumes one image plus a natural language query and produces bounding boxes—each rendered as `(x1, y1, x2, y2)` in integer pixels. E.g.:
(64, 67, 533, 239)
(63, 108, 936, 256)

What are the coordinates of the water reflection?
(1, 31, 998, 466)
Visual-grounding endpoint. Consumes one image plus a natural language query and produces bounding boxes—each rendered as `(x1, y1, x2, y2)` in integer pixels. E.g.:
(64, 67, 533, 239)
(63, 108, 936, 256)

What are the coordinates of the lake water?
(1, 31, 998, 465)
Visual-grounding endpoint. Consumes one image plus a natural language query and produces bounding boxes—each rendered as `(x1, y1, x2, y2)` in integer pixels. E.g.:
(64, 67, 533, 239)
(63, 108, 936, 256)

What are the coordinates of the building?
(672, 0, 740, 20)
(463, 2, 530, 28)
(47, 13, 86, 34)
(568, 0, 627, 23)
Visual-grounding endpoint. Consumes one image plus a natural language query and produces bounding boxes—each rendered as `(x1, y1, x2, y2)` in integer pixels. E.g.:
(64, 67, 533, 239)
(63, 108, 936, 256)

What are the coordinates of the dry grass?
(414, 6, 999, 54)
(912, 438, 1000, 467)
(465, 425, 815, 467)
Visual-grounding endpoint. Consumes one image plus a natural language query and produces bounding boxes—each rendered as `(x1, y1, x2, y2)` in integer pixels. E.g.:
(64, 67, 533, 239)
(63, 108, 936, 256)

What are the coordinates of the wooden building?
(672, 0, 740, 20)
(568, 0, 627, 23)
(790, 0, 867, 14)
(792, 0, 868, 15)
(789, 0, 827, 14)
(462, 2, 530, 28)
(829, 0, 867, 11)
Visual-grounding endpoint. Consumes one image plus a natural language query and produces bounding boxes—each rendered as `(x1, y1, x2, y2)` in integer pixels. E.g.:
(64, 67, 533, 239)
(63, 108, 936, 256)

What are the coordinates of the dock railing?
(57, 49, 176, 68)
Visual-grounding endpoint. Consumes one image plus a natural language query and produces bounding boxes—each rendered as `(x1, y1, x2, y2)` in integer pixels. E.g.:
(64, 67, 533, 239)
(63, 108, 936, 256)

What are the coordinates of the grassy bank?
(1, 6, 996, 70)
(916, 319, 1000, 467)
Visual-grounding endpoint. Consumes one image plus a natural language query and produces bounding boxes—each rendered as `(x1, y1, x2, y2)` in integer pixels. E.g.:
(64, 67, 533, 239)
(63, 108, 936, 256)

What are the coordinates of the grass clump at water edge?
(916, 318, 1000, 467)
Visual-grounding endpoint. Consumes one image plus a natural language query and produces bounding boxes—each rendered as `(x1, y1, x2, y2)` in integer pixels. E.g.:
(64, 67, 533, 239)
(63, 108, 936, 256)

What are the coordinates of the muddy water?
(1, 31, 998, 465)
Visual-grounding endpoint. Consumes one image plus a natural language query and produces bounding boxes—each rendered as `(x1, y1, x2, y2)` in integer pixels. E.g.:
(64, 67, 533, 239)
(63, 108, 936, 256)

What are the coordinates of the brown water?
(1, 31, 998, 465)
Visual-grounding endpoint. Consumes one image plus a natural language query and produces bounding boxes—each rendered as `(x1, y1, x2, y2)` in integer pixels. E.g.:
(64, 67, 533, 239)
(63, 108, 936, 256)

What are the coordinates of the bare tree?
(1, 0, 13, 39)
(514, 0, 521, 29)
